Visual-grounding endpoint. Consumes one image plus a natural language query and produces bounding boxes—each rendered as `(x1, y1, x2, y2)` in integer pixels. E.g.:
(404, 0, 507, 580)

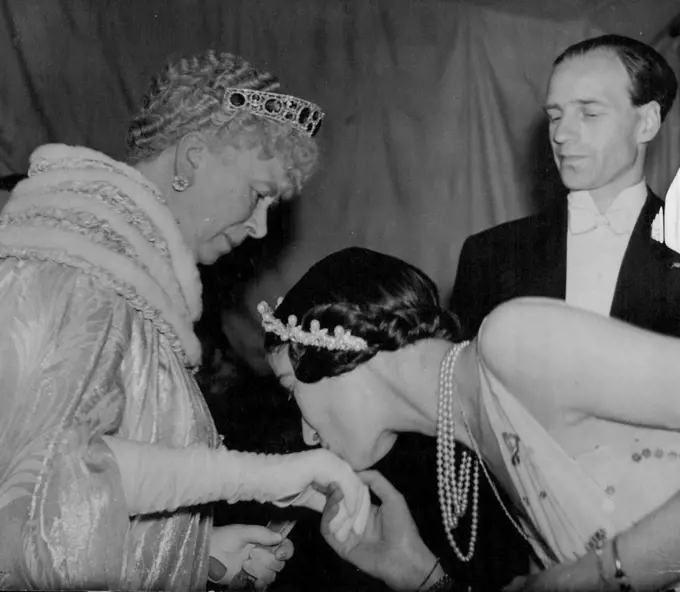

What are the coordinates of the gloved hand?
(280, 479, 372, 543)
(225, 447, 368, 514)
(103, 436, 370, 539)
(207, 524, 293, 590)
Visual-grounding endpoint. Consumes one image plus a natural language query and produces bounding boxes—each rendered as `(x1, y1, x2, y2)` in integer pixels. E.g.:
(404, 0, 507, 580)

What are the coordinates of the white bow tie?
(569, 206, 631, 235)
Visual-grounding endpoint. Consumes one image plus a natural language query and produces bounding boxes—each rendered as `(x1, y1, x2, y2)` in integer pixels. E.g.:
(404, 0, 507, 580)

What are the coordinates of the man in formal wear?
(451, 34, 680, 340)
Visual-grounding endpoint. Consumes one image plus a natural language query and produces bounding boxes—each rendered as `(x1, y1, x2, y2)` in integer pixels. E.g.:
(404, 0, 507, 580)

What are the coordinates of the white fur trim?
(0, 225, 201, 365)
(27, 144, 203, 321)
(9, 175, 191, 326)
(2, 144, 208, 365)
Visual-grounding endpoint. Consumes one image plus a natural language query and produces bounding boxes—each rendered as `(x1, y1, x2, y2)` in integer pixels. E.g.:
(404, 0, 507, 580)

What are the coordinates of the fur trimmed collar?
(0, 144, 203, 366)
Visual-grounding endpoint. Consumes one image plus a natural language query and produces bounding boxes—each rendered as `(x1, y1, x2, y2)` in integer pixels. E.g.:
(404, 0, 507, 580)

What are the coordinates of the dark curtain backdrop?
(1, 0, 679, 369)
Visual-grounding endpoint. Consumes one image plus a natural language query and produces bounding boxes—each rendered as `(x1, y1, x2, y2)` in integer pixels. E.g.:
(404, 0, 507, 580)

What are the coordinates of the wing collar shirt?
(566, 180, 647, 315)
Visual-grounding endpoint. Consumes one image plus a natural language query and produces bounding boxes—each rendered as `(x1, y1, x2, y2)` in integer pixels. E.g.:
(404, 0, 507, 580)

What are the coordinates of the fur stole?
(0, 144, 203, 367)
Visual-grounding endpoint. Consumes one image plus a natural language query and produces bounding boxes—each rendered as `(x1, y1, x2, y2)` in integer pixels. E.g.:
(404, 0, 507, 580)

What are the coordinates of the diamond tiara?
(257, 300, 368, 352)
(223, 88, 324, 138)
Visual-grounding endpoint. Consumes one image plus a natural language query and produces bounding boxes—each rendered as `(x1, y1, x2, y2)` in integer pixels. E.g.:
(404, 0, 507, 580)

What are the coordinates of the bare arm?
(478, 297, 680, 591)
(509, 491, 680, 591)
(479, 297, 680, 430)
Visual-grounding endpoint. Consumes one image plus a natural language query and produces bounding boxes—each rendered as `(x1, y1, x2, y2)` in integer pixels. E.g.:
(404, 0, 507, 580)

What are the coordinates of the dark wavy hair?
(264, 247, 462, 383)
(554, 34, 677, 122)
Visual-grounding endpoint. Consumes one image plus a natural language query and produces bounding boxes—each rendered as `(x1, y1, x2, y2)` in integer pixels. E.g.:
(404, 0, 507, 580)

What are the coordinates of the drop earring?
(172, 175, 189, 192)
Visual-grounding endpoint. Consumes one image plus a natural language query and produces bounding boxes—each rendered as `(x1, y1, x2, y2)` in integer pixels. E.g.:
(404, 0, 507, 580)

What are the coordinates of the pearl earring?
(172, 175, 189, 192)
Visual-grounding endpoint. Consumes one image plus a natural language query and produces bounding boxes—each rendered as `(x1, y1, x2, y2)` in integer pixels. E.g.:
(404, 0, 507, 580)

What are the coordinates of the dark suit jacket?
(450, 188, 680, 340)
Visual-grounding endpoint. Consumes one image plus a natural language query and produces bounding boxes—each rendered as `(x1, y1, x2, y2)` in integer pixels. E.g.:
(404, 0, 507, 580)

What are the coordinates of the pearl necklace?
(437, 342, 536, 563)
(437, 341, 480, 562)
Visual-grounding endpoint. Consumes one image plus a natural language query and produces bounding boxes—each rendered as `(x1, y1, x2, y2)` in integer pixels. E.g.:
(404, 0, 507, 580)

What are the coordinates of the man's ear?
(636, 101, 661, 145)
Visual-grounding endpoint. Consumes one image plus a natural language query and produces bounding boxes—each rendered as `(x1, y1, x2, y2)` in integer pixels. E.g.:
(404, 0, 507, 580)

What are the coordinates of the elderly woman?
(0, 51, 368, 591)
(263, 246, 680, 592)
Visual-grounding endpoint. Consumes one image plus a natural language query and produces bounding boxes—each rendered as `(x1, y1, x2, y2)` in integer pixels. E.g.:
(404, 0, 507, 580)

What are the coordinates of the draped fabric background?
(1, 0, 679, 368)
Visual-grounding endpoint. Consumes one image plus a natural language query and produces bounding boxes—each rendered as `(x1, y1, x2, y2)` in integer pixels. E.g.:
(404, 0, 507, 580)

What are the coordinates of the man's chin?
(558, 173, 592, 192)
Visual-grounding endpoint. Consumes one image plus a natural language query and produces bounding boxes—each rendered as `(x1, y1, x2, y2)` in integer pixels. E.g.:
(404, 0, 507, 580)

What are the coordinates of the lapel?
(516, 195, 568, 299)
(609, 189, 670, 324)
(509, 187, 680, 335)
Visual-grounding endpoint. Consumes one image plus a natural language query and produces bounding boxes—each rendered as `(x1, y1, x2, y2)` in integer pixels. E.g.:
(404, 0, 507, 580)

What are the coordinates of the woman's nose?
(245, 201, 270, 239)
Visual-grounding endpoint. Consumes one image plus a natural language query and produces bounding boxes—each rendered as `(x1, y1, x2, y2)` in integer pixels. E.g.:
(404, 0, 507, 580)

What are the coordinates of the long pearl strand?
(436, 341, 480, 562)
(437, 342, 536, 562)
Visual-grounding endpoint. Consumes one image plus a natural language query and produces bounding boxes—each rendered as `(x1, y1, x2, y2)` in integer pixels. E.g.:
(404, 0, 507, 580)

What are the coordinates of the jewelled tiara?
(257, 299, 368, 351)
(224, 88, 324, 138)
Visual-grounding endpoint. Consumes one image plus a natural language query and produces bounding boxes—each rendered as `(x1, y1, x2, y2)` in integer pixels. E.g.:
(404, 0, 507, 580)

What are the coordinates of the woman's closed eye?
(251, 188, 265, 206)
(251, 184, 280, 203)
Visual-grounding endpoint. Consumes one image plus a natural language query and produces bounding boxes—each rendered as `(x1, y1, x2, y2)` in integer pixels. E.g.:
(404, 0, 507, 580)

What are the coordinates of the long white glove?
(102, 436, 369, 537)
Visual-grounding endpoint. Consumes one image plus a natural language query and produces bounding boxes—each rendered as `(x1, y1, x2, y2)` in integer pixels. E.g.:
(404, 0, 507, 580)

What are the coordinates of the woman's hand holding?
(208, 524, 293, 590)
(320, 470, 444, 591)
(262, 448, 371, 538)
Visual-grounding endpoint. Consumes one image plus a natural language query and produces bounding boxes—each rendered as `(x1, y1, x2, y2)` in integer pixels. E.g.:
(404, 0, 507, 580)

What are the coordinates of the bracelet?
(417, 558, 441, 591)
(426, 573, 455, 591)
(611, 536, 635, 592)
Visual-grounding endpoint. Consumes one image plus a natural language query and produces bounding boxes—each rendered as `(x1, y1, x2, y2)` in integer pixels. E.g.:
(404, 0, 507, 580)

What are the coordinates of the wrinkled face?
(186, 144, 295, 265)
(545, 50, 644, 201)
(267, 347, 395, 470)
